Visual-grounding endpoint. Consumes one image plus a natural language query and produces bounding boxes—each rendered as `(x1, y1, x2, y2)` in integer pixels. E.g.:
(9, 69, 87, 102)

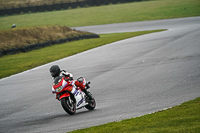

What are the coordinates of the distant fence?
(0, 0, 142, 16)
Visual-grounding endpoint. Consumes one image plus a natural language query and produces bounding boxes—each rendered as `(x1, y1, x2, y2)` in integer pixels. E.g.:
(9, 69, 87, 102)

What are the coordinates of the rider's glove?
(62, 71, 73, 80)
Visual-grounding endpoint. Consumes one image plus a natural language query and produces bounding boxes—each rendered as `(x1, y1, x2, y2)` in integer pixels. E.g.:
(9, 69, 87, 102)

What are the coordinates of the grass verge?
(0, 25, 97, 51)
(0, 0, 82, 9)
(0, 26, 97, 51)
(0, 0, 200, 30)
(0, 29, 165, 79)
(69, 97, 200, 133)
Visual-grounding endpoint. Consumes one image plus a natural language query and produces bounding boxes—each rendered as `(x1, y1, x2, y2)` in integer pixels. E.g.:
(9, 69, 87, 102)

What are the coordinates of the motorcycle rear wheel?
(85, 98, 96, 110)
(85, 92, 96, 110)
(61, 97, 76, 115)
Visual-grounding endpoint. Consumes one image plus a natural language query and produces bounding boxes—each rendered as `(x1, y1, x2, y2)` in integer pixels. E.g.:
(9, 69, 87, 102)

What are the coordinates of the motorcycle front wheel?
(61, 97, 76, 115)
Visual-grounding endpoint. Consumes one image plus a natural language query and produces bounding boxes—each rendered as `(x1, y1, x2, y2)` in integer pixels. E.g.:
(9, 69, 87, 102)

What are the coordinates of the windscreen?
(53, 76, 64, 85)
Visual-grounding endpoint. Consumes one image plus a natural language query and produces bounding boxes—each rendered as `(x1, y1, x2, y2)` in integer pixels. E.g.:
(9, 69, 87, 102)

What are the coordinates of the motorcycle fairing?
(52, 76, 91, 110)
(71, 86, 88, 108)
(59, 93, 70, 100)
(52, 76, 73, 100)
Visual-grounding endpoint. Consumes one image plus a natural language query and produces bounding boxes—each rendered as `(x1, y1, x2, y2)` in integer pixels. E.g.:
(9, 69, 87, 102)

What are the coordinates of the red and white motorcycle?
(52, 76, 96, 115)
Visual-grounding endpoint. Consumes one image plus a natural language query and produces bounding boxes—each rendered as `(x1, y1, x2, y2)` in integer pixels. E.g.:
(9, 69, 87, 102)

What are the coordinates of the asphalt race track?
(0, 17, 200, 133)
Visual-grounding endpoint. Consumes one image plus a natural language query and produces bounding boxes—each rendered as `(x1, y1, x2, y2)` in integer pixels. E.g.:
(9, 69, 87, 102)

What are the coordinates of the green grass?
(0, 0, 200, 30)
(69, 97, 200, 133)
(0, 30, 165, 79)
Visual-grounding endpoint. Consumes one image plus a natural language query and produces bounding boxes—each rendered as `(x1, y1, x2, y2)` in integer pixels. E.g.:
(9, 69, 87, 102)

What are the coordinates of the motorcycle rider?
(49, 65, 93, 100)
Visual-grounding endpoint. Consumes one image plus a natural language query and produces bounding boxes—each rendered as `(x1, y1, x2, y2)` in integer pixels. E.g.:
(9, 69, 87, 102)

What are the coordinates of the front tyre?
(85, 92, 96, 110)
(61, 97, 76, 115)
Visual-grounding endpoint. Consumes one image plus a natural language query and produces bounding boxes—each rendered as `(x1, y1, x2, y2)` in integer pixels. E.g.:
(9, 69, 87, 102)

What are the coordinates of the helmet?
(49, 65, 61, 77)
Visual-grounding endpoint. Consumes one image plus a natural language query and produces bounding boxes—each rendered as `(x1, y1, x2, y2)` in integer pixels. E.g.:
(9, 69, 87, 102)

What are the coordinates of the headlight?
(55, 86, 63, 92)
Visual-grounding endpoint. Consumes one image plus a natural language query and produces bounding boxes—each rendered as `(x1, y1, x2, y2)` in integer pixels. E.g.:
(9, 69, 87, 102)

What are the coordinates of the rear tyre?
(85, 92, 96, 110)
(61, 97, 76, 115)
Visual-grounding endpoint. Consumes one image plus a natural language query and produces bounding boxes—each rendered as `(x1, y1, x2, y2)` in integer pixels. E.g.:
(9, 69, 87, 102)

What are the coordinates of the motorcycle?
(52, 76, 96, 115)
